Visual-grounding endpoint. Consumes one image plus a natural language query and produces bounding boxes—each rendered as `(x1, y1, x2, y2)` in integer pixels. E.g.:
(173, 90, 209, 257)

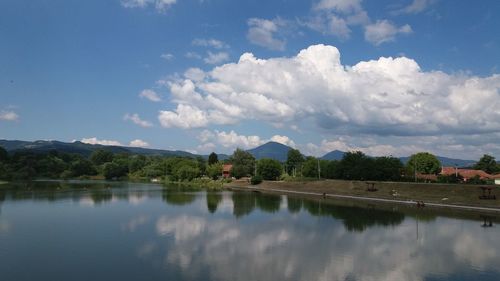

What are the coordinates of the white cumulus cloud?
(124, 113, 153, 128)
(161, 53, 174, 60)
(139, 89, 162, 102)
(204, 51, 230, 65)
(81, 137, 123, 146)
(121, 0, 176, 12)
(247, 18, 286, 51)
(0, 110, 18, 121)
(364, 20, 412, 46)
(158, 44, 500, 142)
(129, 139, 149, 147)
(192, 38, 229, 49)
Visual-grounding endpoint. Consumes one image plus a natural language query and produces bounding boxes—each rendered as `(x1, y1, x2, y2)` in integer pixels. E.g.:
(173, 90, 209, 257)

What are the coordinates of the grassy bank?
(227, 179, 500, 209)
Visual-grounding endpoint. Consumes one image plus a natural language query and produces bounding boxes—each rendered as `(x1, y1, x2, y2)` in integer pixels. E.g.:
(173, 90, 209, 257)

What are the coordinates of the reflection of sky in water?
(0, 181, 499, 281)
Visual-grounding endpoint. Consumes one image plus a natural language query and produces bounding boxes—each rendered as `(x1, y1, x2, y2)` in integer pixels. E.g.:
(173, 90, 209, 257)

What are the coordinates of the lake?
(1, 181, 499, 281)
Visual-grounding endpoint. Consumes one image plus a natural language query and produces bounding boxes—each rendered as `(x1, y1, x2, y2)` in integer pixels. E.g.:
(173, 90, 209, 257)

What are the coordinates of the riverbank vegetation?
(1, 144, 498, 187)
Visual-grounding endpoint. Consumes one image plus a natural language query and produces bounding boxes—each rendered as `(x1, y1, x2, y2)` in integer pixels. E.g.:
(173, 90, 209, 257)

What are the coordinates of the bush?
(251, 175, 263, 185)
(257, 158, 282, 180)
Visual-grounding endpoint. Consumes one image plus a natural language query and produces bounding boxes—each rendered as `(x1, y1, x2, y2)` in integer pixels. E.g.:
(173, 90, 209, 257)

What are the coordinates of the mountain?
(0, 139, 204, 158)
(321, 150, 345, 161)
(247, 141, 292, 161)
(0, 139, 478, 166)
(321, 149, 476, 167)
(399, 155, 476, 168)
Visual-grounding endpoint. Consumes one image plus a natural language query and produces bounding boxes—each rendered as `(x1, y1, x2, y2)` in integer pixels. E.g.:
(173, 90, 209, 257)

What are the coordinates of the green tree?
(0, 146, 8, 162)
(103, 161, 128, 180)
(229, 148, 255, 179)
(373, 156, 403, 181)
(206, 162, 223, 180)
(175, 165, 199, 181)
(336, 151, 376, 180)
(474, 154, 499, 174)
(208, 152, 218, 165)
(71, 159, 97, 177)
(90, 149, 114, 166)
(286, 149, 304, 176)
(196, 156, 207, 175)
(257, 158, 282, 180)
(406, 152, 441, 175)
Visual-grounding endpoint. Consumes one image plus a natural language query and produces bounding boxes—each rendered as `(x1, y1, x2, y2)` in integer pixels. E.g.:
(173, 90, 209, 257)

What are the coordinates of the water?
(0, 181, 499, 281)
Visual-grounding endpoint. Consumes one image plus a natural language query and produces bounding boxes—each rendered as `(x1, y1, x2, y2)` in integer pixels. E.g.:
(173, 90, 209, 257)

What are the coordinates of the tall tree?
(0, 146, 8, 162)
(406, 152, 441, 175)
(229, 148, 255, 179)
(257, 158, 282, 180)
(474, 154, 499, 174)
(286, 149, 304, 176)
(208, 152, 218, 165)
(90, 149, 114, 166)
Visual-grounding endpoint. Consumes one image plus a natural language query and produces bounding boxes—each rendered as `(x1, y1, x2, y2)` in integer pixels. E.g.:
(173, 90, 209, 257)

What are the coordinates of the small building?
(222, 164, 233, 178)
(493, 174, 500, 185)
(440, 166, 493, 182)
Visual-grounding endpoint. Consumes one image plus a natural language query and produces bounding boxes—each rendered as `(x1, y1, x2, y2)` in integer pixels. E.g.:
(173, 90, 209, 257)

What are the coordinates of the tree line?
(1, 145, 498, 184)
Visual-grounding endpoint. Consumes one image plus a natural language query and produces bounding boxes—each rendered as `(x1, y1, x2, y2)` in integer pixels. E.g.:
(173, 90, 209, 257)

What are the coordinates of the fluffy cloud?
(139, 89, 162, 102)
(129, 139, 149, 147)
(158, 104, 209, 129)
(392, 0, 436, 15)
(308, 0, 411, 44)
(0, 110, 18, 121)
(80, 137, 122, 146)
(247, 18, 286, 51)
(124, 113, 153, 128)
(160, 44, 500, 144)
(204, 52, 230, 65)
(364, 20, 412, 46)
(196, 130, 297, 152)
(313, 0, 363, 13)
(121, 0, 176, 12)
(192, 38, 229, 49)
(160, 53, 174, 60)
(270, 135, 296, 148)
(198, 130, 264, 150)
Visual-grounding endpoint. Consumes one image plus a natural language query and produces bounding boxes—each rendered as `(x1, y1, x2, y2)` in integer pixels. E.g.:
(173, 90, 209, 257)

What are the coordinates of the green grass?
(228, 179, 500, 209)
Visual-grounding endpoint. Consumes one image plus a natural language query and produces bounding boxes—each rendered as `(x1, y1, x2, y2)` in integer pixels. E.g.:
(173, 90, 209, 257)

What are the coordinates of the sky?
(1, 0, 500, 159)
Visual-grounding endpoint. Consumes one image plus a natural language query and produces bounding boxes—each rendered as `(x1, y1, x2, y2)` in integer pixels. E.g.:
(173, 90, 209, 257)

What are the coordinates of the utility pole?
(414, 159, 417, 183)
(317, 158, 321, 180)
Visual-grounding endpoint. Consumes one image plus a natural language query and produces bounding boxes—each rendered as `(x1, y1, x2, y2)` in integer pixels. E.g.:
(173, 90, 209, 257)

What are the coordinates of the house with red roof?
(440, 166, 493, 182)
(222, 164, 233, 178)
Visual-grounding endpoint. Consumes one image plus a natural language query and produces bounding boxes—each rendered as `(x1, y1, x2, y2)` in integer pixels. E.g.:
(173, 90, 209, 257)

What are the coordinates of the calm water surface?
(0, 181, 499, 281)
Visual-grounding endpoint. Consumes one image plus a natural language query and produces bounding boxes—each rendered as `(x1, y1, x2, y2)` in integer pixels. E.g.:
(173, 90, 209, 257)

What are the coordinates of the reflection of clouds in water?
(78, 197, 95, 207)
(156, 215, 206, 242)
(128, 194, 147, 205)
(123, 215, 150, 232)
(142, 214, 500, 281)
(0, 220, 11, 233)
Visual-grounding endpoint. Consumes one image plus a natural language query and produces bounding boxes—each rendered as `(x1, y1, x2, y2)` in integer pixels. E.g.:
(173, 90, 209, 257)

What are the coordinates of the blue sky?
(1, 0, 500, 159)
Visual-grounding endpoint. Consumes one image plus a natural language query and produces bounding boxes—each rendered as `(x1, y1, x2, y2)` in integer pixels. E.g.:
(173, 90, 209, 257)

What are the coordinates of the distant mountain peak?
(247, 141, 292, 161)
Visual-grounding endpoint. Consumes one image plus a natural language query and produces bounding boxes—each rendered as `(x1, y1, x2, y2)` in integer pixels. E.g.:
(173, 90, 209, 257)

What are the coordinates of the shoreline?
(226, 180, 500, 213)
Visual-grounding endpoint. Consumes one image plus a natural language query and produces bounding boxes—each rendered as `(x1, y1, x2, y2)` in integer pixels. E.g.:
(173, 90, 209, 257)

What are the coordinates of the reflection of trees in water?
(232, 192, 283, 217)
(287, 197, 303, 213)
(89, 189, 113, 204)
(206, 192, 222, 213)
(162, 189, 197, 206)
(301, 199, 405, 232)
(232, 192, 256, 218)
(255, 193, 282, 213)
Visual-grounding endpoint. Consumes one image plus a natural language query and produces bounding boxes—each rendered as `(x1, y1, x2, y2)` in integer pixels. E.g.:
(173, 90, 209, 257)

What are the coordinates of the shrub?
(251, 175, 263, 185)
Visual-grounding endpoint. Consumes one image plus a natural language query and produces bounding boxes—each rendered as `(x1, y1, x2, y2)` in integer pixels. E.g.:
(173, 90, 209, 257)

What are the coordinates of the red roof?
(222, 164, 233, 173)
(440, 167, 493, 180)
